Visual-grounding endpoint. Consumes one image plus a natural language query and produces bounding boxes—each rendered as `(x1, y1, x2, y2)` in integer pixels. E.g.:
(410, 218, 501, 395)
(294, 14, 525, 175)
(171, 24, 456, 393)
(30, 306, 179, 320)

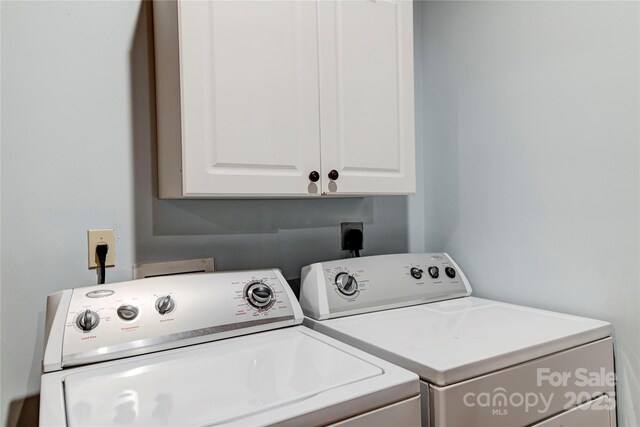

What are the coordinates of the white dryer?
(40, 269, 421, 426)
(299, 253, 616, 427)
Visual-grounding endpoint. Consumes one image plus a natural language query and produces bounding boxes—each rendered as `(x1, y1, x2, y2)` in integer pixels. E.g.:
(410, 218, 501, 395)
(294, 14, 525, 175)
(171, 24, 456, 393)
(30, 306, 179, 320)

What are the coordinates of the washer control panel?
(299, 253, 472, 320)
(46, 269, 302, 370)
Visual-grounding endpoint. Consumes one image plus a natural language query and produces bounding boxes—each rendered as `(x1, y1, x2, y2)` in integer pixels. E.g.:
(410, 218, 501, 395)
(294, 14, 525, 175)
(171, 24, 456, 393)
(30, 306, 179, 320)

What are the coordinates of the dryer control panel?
(43, 269, 303, 372)
(299, 253, 471, 320)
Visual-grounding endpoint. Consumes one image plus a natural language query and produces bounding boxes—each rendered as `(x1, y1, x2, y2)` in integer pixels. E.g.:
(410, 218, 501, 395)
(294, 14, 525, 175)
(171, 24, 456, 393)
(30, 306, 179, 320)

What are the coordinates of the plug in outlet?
(341, 222, 364, 250)
(88, 229, 116, 269)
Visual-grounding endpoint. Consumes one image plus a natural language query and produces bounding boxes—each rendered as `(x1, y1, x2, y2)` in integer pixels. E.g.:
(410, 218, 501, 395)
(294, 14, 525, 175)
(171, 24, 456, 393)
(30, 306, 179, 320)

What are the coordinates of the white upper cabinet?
(153, 0, 415, 198)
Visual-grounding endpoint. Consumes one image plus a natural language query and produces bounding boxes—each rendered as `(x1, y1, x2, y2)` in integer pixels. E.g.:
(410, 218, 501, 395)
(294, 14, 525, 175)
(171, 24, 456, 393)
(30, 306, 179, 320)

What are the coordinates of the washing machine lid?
(61, 327, 416, 426)
(310, 297, 611, 386)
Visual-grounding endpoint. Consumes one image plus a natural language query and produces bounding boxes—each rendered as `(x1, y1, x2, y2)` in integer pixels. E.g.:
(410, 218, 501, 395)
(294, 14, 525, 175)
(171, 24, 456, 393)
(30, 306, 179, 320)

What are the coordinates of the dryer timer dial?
(335, 272, 358, 296)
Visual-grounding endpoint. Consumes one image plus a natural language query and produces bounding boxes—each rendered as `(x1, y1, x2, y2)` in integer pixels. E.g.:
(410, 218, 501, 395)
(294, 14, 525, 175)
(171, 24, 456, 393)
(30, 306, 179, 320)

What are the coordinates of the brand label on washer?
(85, 289, 115, 298)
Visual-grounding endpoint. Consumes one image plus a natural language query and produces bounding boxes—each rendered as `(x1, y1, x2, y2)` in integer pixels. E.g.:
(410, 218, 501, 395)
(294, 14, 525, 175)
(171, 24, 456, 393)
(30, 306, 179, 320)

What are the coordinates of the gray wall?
(0, 2, 418, 425)
(419, 1, 639, 425)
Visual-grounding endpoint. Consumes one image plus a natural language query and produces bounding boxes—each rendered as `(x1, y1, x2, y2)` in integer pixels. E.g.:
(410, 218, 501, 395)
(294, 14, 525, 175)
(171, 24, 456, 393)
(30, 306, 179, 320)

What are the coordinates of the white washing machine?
(299, 253, 616, 427)
(40, 269, 421, 426)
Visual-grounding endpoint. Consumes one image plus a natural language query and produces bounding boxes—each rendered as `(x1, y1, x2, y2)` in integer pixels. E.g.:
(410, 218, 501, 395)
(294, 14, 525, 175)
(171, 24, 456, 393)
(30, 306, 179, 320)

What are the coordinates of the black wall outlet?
(341, 222, 364, 250)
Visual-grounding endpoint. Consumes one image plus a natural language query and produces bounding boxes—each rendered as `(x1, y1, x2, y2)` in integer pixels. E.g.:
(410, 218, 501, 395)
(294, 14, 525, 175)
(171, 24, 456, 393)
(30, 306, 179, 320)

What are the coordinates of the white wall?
(0, 2, 416, 425)
(4, 0, 637, 425)
(420, 1, 639, 425)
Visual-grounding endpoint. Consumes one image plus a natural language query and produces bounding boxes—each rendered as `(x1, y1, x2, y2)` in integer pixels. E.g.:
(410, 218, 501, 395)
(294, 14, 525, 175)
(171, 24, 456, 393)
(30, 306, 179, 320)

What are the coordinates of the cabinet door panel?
(318, 0, 415, 195)
(179, 1, 321, 196)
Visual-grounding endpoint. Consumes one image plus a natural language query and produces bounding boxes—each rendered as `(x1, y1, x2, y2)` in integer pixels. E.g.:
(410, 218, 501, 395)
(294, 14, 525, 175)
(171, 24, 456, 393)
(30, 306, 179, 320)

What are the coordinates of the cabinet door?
(178, 1, 322, 197)
(318, 0, 415, 195)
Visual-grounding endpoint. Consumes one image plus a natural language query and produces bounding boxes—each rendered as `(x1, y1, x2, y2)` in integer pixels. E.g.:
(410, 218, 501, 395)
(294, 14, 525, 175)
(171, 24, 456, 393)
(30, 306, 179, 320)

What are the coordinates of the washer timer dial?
(245, 281, 275, 310)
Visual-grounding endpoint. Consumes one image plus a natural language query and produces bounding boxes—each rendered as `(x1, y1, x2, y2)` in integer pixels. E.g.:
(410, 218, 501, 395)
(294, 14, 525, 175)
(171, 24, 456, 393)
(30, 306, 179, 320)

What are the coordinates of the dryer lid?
(313, 297, 611, 385)
(63, 328, 384, 426)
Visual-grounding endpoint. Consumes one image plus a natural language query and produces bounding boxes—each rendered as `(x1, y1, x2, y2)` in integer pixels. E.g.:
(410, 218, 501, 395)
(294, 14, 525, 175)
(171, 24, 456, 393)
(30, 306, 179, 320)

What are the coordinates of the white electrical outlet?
(87, 229, 116, 269)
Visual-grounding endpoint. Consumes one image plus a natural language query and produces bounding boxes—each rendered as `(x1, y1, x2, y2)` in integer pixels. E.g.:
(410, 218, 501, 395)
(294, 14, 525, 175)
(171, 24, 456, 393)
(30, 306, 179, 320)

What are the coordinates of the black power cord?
(344, 228, 363, 258)
(96, 243, 109, 284)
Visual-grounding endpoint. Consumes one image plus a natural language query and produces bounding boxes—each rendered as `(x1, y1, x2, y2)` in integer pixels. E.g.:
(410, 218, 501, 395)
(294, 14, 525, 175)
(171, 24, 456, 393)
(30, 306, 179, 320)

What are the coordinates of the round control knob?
(428, 266, 440, 279)
(76, 309, 99, 332)
(328, 170, 339, 180)
(410, 267, 423, 279)
(117, 304, 139, 321)
(155, 295, 175, 315)
(309, 171, 320, 182)
(335, 272, 358, 296)
(445, 267, 456, 278)
(246, 282, 275, 309)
